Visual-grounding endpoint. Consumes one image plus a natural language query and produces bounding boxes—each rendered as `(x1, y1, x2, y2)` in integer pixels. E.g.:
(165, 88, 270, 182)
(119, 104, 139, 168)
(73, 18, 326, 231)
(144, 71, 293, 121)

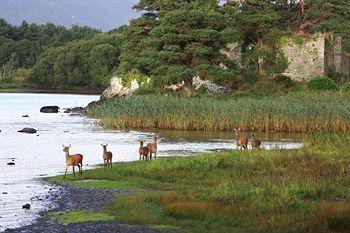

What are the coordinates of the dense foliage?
(116, 0, 350, 93)
(307, 76, 337, 90)
(28, 34, 121, 89)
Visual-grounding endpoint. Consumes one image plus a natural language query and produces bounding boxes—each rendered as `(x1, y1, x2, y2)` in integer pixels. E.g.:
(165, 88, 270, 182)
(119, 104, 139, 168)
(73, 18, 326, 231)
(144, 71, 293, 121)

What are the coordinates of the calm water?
(0, 93, 302, 231)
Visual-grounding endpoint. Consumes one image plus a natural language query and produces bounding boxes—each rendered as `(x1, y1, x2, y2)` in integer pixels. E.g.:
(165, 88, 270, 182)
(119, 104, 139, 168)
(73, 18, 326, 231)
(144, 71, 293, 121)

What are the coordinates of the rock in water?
(22, 114, 29, 117)
(18, 128, 37, 134)
(40, 106, 59, 113)
(22, 204, 31, 209)
(7, 162, 15, 165)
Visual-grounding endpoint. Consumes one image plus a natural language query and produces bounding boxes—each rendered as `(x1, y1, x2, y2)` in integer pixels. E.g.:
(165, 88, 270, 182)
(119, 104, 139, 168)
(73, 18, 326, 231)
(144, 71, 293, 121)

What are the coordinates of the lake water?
(0, 93, 302, 231)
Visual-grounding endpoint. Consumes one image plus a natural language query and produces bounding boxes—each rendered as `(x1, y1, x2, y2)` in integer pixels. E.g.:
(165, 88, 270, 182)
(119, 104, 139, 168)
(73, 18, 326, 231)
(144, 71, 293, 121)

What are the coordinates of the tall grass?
(88, 92, 350, 132)
(52, 134, 350, 233)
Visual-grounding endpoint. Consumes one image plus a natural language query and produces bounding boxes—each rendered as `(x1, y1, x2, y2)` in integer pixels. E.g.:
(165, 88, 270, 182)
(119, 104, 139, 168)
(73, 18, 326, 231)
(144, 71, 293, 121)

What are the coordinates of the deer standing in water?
(251, 133, 261, 150)
(147, 135, 159, 159)
(62, 145, 83, 178)
(234, 128, 248, 150)
(139, 140, 150, 161)
(101, 143, 113, 167)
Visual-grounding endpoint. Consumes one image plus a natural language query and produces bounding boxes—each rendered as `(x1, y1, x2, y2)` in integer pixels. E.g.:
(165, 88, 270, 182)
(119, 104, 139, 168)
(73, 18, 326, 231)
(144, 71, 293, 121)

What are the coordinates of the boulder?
(166, 76, 231, 94)
(193, 76, 231, 94)
(40, 106, 59, 113)
(22, 204, 31, 209)
(100, 76, 140, 100)
(22, 114, 29, 117)
(7, 162, 15, 165)
(18, 128, 37, 134)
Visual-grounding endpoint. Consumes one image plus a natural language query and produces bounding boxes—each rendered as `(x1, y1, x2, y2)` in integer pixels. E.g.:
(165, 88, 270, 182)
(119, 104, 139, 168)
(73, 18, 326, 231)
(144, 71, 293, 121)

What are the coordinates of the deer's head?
(62, 144, 71, 152)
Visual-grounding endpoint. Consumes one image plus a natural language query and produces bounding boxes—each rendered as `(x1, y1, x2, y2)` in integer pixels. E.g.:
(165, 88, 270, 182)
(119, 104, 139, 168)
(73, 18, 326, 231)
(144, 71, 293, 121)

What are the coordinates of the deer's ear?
(238, 128, 241, 131)
(62, 144, 65, 148)
(69, 144, 71, 148)
(106, 143, 108, 146)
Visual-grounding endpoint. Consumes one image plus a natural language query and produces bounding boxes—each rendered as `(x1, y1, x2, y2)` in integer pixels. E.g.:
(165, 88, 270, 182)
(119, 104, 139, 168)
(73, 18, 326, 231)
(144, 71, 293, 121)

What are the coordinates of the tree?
(120, 0, 239, 95)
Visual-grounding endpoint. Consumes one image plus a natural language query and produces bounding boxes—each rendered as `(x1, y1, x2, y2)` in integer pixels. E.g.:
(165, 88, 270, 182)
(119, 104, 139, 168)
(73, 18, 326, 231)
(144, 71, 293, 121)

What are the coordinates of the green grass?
(49, 210, 117, 223)
(88, 92, 350, 133)
(50, 134, 350, 233)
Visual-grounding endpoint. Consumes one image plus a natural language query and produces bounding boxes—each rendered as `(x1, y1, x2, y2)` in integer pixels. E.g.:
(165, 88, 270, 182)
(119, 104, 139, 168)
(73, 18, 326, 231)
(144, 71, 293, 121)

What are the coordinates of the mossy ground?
(49, 134, 350, 233)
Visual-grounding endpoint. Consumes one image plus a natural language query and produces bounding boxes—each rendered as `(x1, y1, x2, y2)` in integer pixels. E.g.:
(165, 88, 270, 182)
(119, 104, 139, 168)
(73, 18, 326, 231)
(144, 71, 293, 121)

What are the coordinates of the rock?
(64, 109, 70, 113)
(22, 204, 31, 209)
(22, 114, 29, 117)
(2, 192, 7, 194)
(166, 76, 231, 94)
(7, 162, 15, 165)
(100, 76, 140, 100)
(70, 107, 86, 114)
(40, 106, 59, 113)
(18, 128, 37, 134)
(193, 76, 231, 94)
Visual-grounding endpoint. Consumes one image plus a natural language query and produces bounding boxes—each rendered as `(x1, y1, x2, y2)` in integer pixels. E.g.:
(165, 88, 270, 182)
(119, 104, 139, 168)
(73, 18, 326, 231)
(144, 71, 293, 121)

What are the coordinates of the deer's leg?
(80, 163, 83, 175)
(154, 151, 157, 159)
(63, 166, 68, 179)
(73, 165, 76, 177)
(77, 164, 81, 175)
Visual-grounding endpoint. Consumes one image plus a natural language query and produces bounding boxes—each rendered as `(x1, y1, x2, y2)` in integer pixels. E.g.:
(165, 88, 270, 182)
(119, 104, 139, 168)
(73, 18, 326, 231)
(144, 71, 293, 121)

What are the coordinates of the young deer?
(62, 145, 83, 178)
(251, 133, 261, 150)
(101, 143, 113, 167)
(147, 135, 159, 159)
(234, 128, 248, 150)
(139, 140, 150, 161)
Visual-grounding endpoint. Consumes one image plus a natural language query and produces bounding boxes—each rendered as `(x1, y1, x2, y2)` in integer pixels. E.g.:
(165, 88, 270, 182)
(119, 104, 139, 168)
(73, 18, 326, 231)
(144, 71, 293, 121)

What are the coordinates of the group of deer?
(61, 143, 113, 179)
(234, 128, 261, 150)
(139, 135, 159, 162)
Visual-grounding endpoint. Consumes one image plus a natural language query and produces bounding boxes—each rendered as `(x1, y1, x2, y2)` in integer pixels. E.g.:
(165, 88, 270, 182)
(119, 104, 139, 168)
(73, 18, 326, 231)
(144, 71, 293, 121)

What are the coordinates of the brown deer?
(139, 140, 150, 161)
(101, 143, 113, 167)
(62, 145, 83, 178)
(234, 128, 248, 150)
(251, 133, 261, 150)
(147, 135, 159, 159)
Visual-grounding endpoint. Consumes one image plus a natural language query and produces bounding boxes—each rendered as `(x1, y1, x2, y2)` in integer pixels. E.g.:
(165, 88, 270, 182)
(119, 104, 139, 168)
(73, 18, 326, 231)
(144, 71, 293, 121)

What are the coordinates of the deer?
(251, 133, 262, 150)
(234, 128, 248, 150)
(147, 135, 159, 159)
(101, 143, 113, 167)
(62, 145, 83, 179)
(139, 140, 150, 162)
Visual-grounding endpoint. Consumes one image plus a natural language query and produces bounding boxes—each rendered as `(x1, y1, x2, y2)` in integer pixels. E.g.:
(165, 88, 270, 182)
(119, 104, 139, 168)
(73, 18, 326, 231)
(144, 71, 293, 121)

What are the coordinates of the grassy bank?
(88, 92, 350, 133)
(50, 134, 350, 233)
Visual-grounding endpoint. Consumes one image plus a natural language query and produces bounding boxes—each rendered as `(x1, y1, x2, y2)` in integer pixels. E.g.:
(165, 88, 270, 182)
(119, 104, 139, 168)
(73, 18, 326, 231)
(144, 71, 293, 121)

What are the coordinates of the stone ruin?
(281, 34, 350, 82)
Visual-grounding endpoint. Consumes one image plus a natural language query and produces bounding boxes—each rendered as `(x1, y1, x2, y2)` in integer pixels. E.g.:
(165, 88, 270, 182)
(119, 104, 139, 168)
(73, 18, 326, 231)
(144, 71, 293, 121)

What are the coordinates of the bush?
(308, 76, 337, 90)
(341, 82, 350, 93)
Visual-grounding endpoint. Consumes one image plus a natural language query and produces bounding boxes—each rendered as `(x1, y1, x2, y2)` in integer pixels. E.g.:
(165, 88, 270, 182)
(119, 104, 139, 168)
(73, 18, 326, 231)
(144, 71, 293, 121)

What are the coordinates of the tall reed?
(88, 92, 350, 133)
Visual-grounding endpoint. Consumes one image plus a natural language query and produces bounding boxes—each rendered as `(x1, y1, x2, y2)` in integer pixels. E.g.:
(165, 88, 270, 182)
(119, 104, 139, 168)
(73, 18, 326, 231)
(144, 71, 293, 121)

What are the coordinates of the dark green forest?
(1, 0, 349, 91)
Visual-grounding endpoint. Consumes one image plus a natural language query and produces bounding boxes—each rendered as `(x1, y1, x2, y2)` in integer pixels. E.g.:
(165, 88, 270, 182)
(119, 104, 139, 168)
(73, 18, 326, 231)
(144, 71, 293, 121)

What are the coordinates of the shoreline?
(4, 181, 162, 233)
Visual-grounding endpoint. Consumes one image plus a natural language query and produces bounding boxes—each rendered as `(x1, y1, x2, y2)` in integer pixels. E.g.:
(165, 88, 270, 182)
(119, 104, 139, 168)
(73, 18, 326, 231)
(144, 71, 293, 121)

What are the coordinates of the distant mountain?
(0, 0, 140, 31)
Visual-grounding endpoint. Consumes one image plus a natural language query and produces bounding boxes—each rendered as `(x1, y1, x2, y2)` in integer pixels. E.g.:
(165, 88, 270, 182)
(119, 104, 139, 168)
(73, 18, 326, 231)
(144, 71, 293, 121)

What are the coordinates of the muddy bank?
(4, 184, 162, 233)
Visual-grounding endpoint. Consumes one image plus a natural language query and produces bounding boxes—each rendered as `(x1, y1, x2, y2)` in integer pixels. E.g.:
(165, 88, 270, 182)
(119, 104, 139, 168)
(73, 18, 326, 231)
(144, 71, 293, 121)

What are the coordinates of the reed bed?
(88, 92, 350, 133)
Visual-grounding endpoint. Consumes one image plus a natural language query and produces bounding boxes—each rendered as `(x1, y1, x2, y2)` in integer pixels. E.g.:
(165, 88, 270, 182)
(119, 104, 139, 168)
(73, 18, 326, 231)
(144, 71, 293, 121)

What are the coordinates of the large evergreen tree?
(119, 0, 239, 95)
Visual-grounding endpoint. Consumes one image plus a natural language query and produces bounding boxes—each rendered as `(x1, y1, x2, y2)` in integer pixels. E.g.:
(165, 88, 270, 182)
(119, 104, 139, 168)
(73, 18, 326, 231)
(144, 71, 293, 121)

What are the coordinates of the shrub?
(308, 76, 337, 90)
(341, 82, 350, 93)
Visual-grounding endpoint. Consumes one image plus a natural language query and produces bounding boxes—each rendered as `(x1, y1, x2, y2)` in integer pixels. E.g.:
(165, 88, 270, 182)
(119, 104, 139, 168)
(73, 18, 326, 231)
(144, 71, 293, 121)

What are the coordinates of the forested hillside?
(1, 0, 349, 92)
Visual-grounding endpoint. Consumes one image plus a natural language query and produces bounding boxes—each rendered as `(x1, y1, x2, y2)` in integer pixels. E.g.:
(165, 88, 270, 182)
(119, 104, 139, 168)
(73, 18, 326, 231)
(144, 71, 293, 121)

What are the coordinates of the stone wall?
(281, 34, 326, 82)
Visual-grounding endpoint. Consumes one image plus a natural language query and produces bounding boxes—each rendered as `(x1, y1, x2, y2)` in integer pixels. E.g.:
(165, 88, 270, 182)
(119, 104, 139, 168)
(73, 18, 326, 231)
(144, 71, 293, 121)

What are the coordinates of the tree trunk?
(183, 77, 194, 97)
